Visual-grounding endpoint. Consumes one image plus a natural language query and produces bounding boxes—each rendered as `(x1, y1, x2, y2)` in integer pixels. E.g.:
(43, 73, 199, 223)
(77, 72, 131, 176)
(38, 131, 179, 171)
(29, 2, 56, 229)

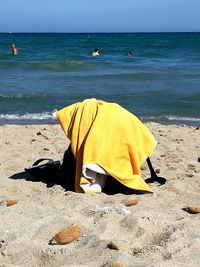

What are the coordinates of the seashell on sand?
(123, 198, 139, 207)
(183, 206, 200, 214)
(49, 225, 81, 245)
(5, 199, 17, 206)
(107, 240, 122, 250)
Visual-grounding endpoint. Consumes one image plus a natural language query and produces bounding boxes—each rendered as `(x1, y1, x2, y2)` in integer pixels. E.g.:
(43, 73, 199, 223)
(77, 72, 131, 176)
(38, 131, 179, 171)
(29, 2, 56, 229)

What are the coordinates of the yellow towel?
(56, 98, 156, 193)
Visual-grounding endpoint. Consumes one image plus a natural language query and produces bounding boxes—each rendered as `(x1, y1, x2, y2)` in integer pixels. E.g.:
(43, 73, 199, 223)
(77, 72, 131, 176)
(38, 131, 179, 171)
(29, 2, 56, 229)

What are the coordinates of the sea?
(0, 32, 200, 126)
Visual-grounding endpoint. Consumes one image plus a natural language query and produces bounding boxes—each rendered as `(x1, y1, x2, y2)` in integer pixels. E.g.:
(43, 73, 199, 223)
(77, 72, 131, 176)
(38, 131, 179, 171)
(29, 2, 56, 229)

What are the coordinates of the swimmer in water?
(92, 48, 100, 57)
(11, 43, 18, 55)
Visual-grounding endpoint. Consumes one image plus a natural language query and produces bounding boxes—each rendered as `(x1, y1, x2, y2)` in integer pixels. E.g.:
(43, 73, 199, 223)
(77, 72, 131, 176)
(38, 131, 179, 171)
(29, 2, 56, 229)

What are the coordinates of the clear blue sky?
(1, 0, 200, 33)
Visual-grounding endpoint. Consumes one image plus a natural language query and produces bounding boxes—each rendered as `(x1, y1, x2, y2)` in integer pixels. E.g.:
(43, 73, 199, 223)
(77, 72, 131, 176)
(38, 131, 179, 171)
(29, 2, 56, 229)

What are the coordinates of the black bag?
(25, 145, 76, 190)
(25, 158, 61, 182)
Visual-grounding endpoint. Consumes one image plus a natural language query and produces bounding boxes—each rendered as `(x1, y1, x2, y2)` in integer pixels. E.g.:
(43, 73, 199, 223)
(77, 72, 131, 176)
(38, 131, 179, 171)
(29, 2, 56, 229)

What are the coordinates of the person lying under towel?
(55, 98, 158, 193)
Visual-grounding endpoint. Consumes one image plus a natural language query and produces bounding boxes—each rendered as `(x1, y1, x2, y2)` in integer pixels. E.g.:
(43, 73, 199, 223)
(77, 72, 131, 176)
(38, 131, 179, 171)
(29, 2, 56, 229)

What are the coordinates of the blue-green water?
(0, 32, 199, 125)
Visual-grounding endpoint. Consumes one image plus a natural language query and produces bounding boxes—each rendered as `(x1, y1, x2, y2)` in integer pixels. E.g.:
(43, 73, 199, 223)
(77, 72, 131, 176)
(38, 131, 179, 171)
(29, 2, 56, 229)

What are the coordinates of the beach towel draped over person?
(56, 98, 157, 193)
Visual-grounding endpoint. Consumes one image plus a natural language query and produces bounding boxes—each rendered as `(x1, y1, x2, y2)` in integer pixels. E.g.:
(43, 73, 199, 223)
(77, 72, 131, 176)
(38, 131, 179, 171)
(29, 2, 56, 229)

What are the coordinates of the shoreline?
(0, 117, 200, 127)
(0, 122, 200, 266)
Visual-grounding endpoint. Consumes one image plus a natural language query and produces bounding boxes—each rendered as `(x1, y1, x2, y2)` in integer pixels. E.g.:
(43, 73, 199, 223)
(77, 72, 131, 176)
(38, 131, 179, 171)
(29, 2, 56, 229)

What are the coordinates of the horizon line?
(0, 31, 200, 34)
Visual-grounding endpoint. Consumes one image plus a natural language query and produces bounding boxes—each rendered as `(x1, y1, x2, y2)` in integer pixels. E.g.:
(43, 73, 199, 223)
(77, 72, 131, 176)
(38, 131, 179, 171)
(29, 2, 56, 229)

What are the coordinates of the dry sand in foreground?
(0, 123, 200, 267)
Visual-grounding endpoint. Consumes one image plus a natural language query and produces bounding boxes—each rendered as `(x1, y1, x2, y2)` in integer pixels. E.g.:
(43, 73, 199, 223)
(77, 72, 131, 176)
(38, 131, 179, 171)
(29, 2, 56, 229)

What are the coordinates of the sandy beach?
(0, 122, 200, 267)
